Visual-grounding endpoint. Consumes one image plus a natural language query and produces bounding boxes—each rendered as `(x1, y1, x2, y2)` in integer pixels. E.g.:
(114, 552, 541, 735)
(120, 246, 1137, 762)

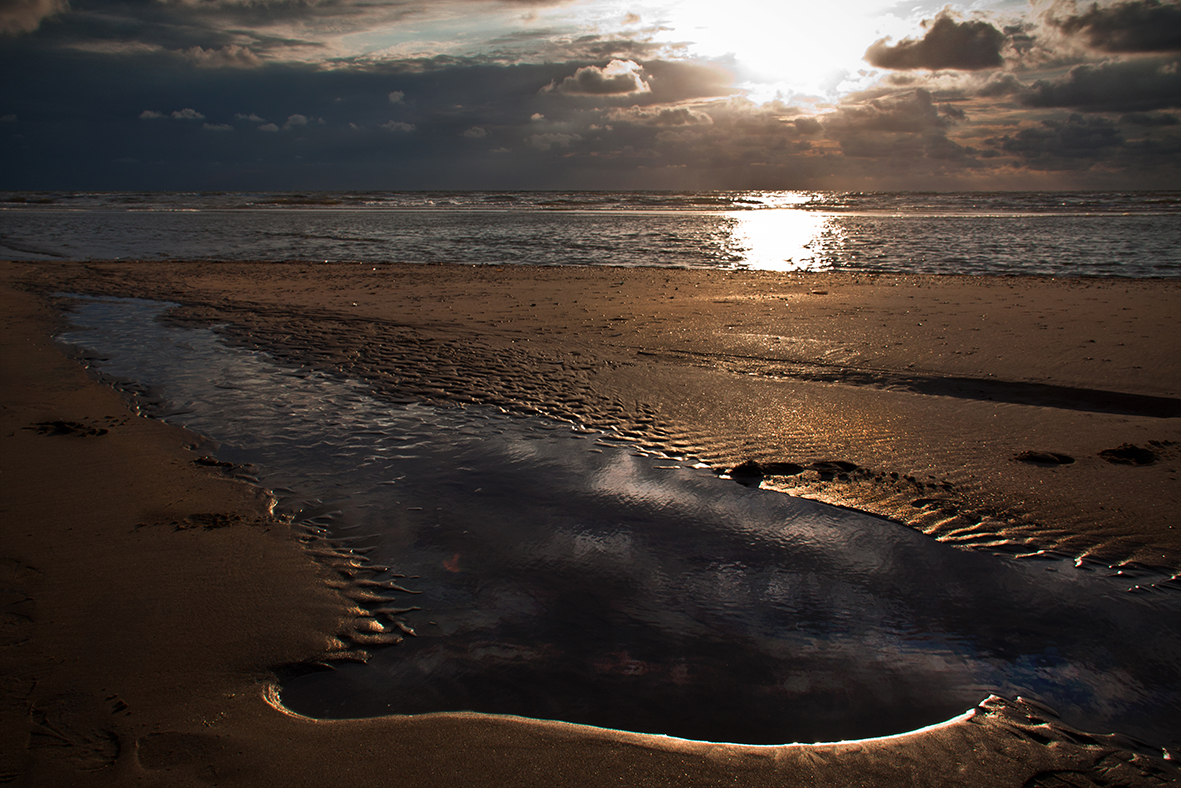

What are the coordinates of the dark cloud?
(182, 44, 262, 68)
(0, 0, 68, 35)
(821, 89, 974, 163)
(865, 12, 1006, 71)
(995, 113, 1124, 168)
(1022, 56, 1181, 111)
(1119, 110, 1180, 124)
(605, 106, 713, 126)
(2, 0, 1179, 190)
(976, 72, 1026, 97)
(1050, 0, 1181, 53)
(791, 117, 822, 135)
(826, 89, 953, 135)
(526, 131, 580, 150)
(545, 60, 651, 96)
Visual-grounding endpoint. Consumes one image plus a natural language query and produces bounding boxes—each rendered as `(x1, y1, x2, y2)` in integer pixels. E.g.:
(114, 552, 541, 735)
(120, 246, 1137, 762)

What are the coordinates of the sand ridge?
(3, 260, 1180, 786)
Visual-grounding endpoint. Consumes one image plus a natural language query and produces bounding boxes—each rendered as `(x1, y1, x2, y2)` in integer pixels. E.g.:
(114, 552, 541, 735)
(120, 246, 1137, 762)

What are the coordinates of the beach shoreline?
(2, 259, 1179, 785)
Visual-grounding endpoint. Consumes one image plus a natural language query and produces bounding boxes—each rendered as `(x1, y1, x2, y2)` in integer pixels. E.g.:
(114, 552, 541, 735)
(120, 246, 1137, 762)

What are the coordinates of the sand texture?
(2, 259, 1180, 786)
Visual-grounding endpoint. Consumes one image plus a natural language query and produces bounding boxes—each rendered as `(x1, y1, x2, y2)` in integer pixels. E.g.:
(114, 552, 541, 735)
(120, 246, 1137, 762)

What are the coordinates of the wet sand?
(2, 259, 1179, 786)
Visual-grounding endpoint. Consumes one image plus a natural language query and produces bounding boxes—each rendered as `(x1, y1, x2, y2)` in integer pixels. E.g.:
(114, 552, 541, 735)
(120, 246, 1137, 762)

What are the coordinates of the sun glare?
(647, 0, 903, 100)
(725, 210, 836, 271)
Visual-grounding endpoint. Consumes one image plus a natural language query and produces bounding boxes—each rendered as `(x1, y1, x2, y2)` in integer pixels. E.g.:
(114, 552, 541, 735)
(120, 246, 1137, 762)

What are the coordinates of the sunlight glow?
(723, 210, 838, 271)
(644, 0, 909, 99)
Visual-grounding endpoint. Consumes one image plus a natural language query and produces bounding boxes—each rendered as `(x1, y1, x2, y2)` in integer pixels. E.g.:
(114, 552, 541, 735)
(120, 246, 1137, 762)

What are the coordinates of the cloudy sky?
(1, 0, 1179, 190)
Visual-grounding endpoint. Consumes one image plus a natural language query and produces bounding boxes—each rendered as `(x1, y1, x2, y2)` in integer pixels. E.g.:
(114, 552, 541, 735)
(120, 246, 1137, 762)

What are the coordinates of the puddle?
(57, 295, 1181, 748)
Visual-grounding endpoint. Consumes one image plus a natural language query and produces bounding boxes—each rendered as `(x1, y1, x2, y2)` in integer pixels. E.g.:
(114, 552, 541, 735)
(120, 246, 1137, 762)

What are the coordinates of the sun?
(636, 0, 919, 102)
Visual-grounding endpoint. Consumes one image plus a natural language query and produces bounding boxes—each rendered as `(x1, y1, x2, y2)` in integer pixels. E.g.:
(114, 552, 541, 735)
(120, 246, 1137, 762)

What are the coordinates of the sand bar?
(2, 259, 1179, 786)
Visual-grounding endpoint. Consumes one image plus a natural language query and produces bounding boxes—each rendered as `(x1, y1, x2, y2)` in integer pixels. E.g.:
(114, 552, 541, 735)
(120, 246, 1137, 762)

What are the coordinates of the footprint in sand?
(136, 731, 227, 781)
(1014, 451, 1075, 466)
(25, 420, 108, 437)
(1099, 444, 1158, 466)
(27, 694, 121, 773)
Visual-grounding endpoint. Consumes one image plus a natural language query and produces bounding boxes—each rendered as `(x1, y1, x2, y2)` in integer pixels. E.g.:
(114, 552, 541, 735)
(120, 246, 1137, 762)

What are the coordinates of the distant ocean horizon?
(3, 190, 1179, 277)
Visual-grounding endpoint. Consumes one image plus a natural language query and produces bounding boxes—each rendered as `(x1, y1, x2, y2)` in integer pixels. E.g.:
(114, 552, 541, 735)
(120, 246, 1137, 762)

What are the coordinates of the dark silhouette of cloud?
(994, 114, 1124, 169)
(821, 89, 973, 162)
(791, 117, 822, 135)
(1050, 0, 1181, 53)
(1022, 56, 1181, 111)
(976, 72, 1026, 97)
(1120, 111, 1180, 124)
(865, 12, 1005, 71)
(183, 44, 262, 68)
(826, 89, 953, 135)
(0, 0, 68, 35)
(606, 106, 713, 126)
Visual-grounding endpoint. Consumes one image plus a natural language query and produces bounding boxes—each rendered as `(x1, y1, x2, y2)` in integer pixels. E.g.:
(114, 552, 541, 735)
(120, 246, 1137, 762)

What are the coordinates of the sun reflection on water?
(722, 210, 840, 271)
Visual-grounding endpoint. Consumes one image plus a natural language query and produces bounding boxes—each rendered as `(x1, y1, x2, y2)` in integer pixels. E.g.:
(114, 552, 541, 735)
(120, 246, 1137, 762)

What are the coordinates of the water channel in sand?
(57, 295, 1181, 749)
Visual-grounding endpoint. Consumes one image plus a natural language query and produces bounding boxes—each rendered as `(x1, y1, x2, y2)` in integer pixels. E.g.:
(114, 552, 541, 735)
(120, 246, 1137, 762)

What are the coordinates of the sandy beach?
(2, 258, 1179, 786)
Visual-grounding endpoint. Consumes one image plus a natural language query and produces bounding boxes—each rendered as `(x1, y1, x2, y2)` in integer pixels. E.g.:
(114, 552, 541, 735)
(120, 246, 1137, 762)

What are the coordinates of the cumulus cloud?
(388, 90, 404, 104)
(791, 117, 823, 135)
(995, 113, 1124, 167)
(826, 89, 954, 134)
(463, 126, 487, 138)
(0, 0, 67, 36)
(1022, 56, 1181, 111)
(1119, 111, 1180, 124)
(282, 114, 324, 130)
(1049, 0, 1181, 53)
(606, 106, 713, 126)
(235, 112, 266, 122)
(203, 122, 233, 131)
(182, 45, 261, 68)
(546, 60, 651, 96)
(381, 120, 415, 132)
(140, 109, 165, 119)
(976, 72, 1027, 97)
(171, 108, 205, 120)
(527, 132, 580, 150)
(822, 89, 970, 161)
(865, 12, 1006, 71)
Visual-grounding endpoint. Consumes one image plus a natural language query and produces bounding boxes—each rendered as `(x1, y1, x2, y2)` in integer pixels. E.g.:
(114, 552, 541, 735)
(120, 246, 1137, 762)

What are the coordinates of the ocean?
(3, 190, 1180, 277)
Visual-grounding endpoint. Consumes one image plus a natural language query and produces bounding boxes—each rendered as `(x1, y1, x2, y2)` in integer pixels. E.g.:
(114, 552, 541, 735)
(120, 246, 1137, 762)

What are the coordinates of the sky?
(1, 0, 1179, 190)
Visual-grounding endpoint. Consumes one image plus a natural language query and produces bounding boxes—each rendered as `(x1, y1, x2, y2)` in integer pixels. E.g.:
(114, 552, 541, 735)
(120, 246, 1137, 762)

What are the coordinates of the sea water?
(57, 295, 1181, 749)
(5, 190, 1180, 277)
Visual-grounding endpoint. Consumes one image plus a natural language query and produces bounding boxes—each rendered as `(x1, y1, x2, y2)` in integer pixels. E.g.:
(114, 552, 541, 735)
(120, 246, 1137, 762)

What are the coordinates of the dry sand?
(2, 259, 1179, 786)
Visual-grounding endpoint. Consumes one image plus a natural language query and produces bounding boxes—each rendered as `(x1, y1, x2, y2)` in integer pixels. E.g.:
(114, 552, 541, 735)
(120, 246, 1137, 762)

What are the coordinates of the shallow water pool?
(58, 295, 1181, 749)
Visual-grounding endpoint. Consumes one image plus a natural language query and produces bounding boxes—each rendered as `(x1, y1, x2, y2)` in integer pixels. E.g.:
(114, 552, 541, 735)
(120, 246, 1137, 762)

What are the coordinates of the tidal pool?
(58, 295, 1181, 749)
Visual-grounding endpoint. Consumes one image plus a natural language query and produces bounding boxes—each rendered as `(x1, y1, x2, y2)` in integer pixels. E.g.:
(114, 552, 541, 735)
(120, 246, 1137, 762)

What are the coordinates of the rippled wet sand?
(32, 261, 1181, 571)
(58, 295, 1181, 749)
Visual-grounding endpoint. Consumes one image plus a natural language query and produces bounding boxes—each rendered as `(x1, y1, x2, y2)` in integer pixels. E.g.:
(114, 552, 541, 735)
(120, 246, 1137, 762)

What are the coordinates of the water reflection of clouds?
(63, 297, 1181, 748)
(722, 210, 840, 271)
